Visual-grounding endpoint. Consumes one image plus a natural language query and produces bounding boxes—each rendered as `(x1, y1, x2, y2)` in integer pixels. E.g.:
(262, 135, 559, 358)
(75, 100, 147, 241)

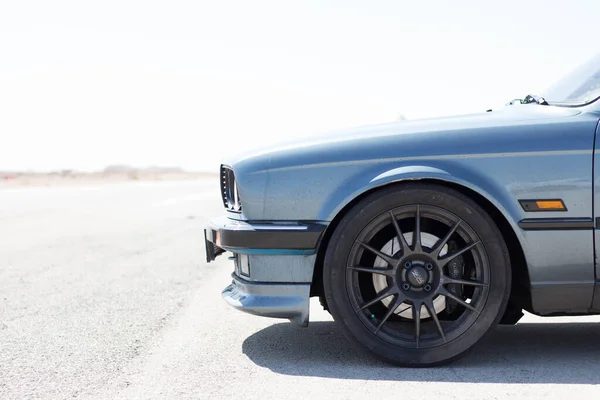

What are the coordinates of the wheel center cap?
(407, 266, 428, 287)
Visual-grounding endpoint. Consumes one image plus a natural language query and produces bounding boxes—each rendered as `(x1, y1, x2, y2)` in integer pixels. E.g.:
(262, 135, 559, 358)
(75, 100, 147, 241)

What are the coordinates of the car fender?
(320, 162, 524, 239)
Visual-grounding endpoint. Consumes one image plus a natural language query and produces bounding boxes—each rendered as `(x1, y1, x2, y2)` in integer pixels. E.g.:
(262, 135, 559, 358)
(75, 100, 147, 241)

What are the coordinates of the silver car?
(205, 52, 600, 366)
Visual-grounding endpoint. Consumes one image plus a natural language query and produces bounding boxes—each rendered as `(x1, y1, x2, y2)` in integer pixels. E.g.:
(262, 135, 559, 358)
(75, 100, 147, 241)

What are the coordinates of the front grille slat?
(220, 165, 242, 213)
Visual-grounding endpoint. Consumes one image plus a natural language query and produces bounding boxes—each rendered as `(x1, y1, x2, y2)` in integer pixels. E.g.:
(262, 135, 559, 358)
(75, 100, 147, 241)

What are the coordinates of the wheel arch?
(311, 178, 532, 314)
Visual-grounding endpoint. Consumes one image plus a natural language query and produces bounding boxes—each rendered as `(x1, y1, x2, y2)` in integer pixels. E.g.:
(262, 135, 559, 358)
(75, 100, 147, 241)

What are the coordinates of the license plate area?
(204, 228, 225, 263)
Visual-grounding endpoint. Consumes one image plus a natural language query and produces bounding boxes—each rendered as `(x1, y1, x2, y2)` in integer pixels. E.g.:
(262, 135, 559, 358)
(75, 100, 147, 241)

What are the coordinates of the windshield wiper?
(507, 94, 549, 106)
(522, 94, 549, 105)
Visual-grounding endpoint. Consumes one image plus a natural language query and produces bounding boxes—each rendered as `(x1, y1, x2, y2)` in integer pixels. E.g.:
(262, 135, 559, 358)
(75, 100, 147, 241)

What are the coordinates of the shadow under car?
(242, 321, 600, 384)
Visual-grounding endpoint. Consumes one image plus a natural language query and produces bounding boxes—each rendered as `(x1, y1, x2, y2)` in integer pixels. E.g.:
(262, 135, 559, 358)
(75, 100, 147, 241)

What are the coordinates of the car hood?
(226, 104, 582, 173)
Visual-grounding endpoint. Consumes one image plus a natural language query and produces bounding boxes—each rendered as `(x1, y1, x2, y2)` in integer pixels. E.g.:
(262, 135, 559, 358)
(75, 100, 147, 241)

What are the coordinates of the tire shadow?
(242, 321, 600, 383)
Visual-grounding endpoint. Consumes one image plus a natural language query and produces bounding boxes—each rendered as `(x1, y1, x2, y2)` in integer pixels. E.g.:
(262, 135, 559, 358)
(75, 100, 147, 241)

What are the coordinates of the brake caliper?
(445, 240, 464, 314)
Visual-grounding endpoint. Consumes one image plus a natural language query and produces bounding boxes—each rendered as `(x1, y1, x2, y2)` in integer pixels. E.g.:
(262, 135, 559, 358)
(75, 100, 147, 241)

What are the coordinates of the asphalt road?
(2, 179, 600, 399)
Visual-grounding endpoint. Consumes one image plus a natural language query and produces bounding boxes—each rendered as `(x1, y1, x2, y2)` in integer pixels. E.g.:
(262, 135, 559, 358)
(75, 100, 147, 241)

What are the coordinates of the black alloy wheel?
(323, 183, 511, 366)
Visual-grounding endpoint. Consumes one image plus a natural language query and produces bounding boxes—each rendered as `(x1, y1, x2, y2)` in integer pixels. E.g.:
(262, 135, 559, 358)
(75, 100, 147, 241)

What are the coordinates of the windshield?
(541, 52, 600, 106)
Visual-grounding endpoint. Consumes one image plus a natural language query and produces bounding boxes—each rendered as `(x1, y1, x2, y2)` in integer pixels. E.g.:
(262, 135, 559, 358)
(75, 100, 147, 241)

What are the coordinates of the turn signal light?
(535, 200, 566, 210)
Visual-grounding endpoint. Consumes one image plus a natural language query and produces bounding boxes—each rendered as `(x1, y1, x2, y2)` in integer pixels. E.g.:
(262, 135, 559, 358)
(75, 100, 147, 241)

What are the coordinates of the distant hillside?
(0, 165, 217, 188)
(102, 165, 185, 174)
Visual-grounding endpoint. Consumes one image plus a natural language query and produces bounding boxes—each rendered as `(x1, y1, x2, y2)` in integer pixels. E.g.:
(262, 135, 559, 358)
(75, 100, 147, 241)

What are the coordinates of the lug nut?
(402, 282, 411, 291)
(425, 263, 433, 271)
(424, 284, 432, 292)
(403, 261, 412, 269)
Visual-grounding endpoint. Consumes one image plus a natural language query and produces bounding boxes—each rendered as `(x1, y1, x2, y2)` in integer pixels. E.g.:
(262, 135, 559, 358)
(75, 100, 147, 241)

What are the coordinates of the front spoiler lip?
(221, 274, 311, 326)
(204, 216, 326, 263)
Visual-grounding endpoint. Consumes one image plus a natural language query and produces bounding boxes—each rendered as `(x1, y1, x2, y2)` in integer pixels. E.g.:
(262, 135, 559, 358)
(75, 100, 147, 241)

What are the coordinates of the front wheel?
(323, 183, 511, 366)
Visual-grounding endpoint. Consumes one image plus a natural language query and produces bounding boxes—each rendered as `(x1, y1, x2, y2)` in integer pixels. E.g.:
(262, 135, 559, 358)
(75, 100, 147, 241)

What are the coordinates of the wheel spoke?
(440, 287, 480, 313)
(439, 241, 480, 267)
(443, 276, 488, 287)
(413, 205, 422, 253)
(357, 241, 396, 266)
(357, 287, 396, 312)
(432, 220, 461, 258)
(389, 211, 411, 255)
(412, 301, 421, 348)
(348, 265, 395, 277)
(424, 299, 446, 343)
(374, 294, 406, 333)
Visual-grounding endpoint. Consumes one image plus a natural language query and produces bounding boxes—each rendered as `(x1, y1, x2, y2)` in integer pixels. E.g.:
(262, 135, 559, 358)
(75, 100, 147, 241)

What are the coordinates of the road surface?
(2, 179, 600, 399)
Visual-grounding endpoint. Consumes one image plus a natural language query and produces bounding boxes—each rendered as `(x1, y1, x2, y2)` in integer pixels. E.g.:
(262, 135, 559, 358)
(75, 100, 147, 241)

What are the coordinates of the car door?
(592, 117, 600, 310)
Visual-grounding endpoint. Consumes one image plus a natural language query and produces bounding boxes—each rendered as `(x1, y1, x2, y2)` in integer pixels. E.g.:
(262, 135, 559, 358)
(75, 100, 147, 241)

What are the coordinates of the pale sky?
(1, 0, 598, 172)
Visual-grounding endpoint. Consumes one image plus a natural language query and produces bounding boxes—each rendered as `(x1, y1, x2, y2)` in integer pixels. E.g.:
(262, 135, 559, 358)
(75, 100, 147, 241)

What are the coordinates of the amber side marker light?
(536, 200, 565, 209)
(519, 199, 567, 212)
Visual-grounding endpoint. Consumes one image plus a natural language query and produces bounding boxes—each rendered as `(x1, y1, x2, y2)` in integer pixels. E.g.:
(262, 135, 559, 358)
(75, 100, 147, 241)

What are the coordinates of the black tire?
(323, 183, 511, 367)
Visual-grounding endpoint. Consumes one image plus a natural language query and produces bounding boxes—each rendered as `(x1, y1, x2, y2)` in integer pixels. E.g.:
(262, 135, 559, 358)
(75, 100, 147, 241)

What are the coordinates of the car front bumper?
(222, 274, 311, 326)
(204, 216, 326, 326)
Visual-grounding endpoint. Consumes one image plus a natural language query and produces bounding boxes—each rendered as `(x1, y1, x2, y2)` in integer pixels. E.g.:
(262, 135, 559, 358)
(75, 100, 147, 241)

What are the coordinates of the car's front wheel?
(323, 183, 511, 366)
